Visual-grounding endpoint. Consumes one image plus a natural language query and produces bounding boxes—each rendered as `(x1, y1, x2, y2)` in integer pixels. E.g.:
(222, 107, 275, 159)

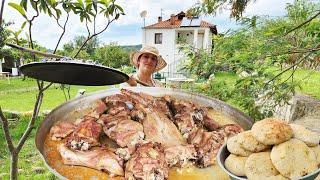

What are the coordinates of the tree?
(59, 35, 99, 58)
(0, 1, 125, 179)
(94, 43, 130, 68)
(189, 0, 254, 20)
(181, 0, 320, 120)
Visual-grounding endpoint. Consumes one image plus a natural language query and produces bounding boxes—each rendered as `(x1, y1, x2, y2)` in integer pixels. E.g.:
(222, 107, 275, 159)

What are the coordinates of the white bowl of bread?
(217, 118, 320, 180)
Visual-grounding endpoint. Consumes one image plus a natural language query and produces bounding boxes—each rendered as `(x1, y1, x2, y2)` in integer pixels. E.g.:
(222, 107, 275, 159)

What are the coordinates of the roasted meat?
(136, 103, 186, 147)
(220, 124, 243, 137)
(103, 116, 144, 148)
(164, 144, 197, 167)
(58, 144, 124, 177)
(107, 101, 131, 116)
(52, 88, 245, 178)
(105, 93, 133, 103)
(125, 142, 169, 180)
(188, 124, 243, 167)
(121, 89, 186, 147)
(153, 97, 173, 119)
(192, 108, 221, 131)
(187, 128, 222, 167)
(50, 121, 76, 141)
(66, 116, 102, 151)
(173, 112, 196, 138)
(87, 99, 107, 118)
(170, 98, 221, 132)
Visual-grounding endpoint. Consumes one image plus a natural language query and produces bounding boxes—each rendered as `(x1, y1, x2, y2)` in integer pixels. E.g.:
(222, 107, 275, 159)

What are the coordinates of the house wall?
(143, 28, 176, 73)
(142, 27, 214, 75)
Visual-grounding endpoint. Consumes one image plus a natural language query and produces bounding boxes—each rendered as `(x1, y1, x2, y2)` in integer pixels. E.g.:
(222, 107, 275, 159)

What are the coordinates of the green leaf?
(30, 1, 37, 10)
(56, 9, 62, 19)
(77, 0, 84, 8)
(20, 0, 28, 11)
(8, 3, 27, 19)
(115, 13, 120, 20)
(108, 4, 115, 15)
(114, 4, 123, 13)
(49, 0, 56, 6)
(21, 21, 27, 29)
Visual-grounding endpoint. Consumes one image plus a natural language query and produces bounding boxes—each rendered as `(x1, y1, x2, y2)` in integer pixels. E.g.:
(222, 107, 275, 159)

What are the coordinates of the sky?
(3, 0, 295, 50)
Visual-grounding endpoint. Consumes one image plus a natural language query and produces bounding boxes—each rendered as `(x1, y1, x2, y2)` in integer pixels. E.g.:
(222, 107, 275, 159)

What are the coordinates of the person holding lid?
(125, 45, 167, 87)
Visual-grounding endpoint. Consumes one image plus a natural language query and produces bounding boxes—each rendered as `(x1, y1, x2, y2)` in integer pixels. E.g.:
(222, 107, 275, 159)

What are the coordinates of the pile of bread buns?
(225, 118, 320, 180)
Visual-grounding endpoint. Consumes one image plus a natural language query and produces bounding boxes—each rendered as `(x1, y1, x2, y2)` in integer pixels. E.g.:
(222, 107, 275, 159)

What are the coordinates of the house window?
(155, 33, 162, 44)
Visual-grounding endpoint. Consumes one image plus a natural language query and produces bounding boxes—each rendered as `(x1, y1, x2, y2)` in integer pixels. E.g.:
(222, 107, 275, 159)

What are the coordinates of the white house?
(142, 11, 217, 78)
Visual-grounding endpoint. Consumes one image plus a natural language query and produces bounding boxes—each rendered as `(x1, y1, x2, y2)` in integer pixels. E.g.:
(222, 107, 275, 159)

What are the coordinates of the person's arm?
(126, 75, 137, 86)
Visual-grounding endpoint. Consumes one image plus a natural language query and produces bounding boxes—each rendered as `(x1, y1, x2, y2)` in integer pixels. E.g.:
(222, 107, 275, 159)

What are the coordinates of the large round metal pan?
(20, 61, 129, 85)
(35, 87, 253, 179)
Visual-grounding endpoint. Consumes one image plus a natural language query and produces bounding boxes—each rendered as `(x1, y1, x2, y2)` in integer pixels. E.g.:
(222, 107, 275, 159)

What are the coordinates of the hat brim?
(130, 51, 167, 72)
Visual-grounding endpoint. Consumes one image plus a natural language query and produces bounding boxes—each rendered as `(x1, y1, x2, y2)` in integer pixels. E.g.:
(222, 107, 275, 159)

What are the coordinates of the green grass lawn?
(212, 68, 320, 99)
(0, 77, 110, 112)
(278, 68, 320, 99)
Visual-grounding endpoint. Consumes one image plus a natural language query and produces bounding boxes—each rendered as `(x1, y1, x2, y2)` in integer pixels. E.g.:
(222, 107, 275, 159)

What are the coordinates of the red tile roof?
(145, 17, 182, 29)
(144, 12, 217, 34)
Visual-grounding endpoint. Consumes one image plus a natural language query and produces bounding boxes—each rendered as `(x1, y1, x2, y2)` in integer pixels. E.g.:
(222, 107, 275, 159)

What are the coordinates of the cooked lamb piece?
(103, 116, 145, 148)
(125, 142, 169, 180)
(187, 124, 243, 167)
(66, 116, 102, 151)
(173, 112, 196, 138)
(164, 144, 197, 167)
(58, 144, 124, 177)
(220, 124, 243, 137)
(192, 108, 221, 131)
(121, 89, 186, 147)
(105, 93, 132, 103)
(130, 108, 146, 122)
(187, 128, 223, 167)
(107, 101, 130, 116)
(50, 121, 76, 141)
(87, 99, 107, 118)
(166, 98, 222, 146)
(99, 100, 145, 149)
(152, 97, 173, 119)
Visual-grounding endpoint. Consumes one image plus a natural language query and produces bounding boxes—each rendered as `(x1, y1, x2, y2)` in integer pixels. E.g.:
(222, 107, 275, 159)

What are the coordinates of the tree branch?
(93, 14, 97, 34)
(266, 46, 320, 58)
(283, 10, 320, 37)
(28, 2, 40, 50)
(43, 82, 53, 91)
(53, 12, 69, 53)
(85, 19, 91, 36)
(0, 107, 15, 153)
(73, 18, 116, 58)
(0, 0, 5, 27)
(6, 43, 64, 58)
(265, 44, 319, 86)
(16, 88, 44, 152)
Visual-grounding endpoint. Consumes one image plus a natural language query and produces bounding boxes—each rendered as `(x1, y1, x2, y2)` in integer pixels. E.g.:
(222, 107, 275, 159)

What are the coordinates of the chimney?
(158, 16, 162, 22)
(170, 14, 175, 25)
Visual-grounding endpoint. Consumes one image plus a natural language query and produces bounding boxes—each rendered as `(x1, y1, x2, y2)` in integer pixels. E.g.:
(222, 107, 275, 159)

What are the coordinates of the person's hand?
(126, 75, 137, 86)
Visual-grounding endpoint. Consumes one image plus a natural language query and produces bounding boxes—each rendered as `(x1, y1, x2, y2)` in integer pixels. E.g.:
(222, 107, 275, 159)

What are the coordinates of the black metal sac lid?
(19, 59, 129, 86)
